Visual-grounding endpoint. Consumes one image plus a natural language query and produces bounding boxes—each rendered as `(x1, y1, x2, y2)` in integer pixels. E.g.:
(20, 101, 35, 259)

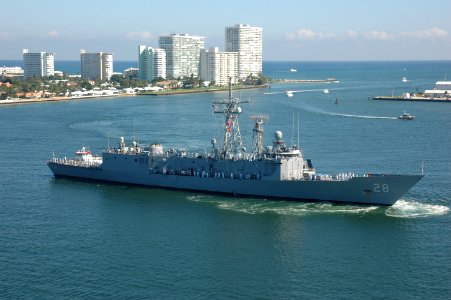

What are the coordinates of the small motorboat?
(286, 90, 294, 97)
(402, 77, 408, 82)
(322, 88, 329, 94)
(398, 111, 415, 120)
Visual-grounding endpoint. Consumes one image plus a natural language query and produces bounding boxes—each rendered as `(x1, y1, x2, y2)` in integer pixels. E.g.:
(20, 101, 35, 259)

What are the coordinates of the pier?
(273, 78, 339, 83)
(372, 95, 451, 103)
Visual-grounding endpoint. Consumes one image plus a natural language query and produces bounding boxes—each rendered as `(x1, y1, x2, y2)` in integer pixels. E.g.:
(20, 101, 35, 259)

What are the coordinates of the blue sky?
(1, 0, 450, 61)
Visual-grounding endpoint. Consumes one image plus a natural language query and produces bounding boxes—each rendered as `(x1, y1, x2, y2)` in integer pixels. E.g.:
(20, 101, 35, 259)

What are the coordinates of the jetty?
(275, 78, 339, 83)
(372, 96, 451, 102)
(136, 84, 267, 96)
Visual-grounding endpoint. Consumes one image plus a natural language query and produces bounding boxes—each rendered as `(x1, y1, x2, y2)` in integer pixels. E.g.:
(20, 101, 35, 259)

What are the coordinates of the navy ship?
(48, 84, 423, 206)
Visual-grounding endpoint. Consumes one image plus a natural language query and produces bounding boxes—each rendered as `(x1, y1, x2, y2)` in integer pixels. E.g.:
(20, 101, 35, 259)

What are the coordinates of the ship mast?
(212, 77, 248, 157)
(250, 114, 268, 154)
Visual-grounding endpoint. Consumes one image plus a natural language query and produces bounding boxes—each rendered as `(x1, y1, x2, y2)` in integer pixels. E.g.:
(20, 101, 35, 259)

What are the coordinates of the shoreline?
(0, 93, 136, 106)
(136, 84, 268, 96)
(0, 85, 268, 105)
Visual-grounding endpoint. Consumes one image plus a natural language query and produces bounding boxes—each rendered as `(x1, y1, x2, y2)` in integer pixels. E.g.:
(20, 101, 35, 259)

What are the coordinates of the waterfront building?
(0, 66, 24, 77)
(424, 81, 451, 98)
(80, 50, 113, 81)
(23, 49, 55, 78)
(200, 47, 238, 86)
(124, 67, 139, 79)
(138, 46, 166, 81)
(53, 71, 63, 77)
(158, 34, 204, 79)
(225, 24, 262, 80)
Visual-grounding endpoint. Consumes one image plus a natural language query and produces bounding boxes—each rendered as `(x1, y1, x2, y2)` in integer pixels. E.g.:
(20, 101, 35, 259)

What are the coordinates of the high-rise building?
(225, 24, 262, 80)
(23, 49, 55, 78)
(138, 46, 166, 81)
(158, 33, 204, 79)
(200, 47, 238, 86)
(80, 50, 113, 81)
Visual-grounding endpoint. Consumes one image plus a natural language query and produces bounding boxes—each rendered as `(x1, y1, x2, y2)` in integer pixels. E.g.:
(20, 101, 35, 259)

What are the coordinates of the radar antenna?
(250, 114, 269, 154)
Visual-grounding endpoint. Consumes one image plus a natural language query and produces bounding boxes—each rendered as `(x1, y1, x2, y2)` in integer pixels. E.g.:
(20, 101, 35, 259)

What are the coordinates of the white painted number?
(373, 183, 390, 193)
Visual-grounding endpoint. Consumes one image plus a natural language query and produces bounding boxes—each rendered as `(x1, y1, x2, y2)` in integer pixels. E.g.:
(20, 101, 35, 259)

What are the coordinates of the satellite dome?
(275, 131, 283, 141)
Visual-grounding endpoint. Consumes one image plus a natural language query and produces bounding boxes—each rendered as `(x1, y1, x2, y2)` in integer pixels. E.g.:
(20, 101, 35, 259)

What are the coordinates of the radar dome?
(211, 138, 216, 145)
(274, 131, 283, 141)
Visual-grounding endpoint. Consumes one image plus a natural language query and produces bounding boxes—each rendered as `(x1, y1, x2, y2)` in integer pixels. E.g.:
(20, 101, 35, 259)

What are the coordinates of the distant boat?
(323, 89, 329, 94)
(402, 77, 408, 83)
(285, 90, 294, 97)
(290, 68, 297, 72)
(398, 111, 415, 120)
(335, 97, 338, 104)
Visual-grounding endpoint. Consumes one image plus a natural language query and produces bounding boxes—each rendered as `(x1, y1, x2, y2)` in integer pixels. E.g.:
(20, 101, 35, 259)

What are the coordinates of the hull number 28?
(373, 183, 390, 193)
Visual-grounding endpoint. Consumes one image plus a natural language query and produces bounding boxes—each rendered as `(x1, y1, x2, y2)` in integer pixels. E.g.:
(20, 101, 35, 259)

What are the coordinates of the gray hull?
(48, 161, 423, 206)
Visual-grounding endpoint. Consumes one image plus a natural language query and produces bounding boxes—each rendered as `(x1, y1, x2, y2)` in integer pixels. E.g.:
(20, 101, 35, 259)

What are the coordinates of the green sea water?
(0, 61, 450, 299)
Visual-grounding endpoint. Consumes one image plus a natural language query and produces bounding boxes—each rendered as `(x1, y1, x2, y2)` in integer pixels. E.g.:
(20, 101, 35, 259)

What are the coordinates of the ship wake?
(385, 200, 449, 218)
(187, 196, 449, 218)
(187, 195, 378, 216)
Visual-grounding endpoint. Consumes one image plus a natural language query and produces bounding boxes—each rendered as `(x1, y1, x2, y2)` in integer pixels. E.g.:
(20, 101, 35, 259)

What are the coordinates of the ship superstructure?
(48, 82, 423, 205)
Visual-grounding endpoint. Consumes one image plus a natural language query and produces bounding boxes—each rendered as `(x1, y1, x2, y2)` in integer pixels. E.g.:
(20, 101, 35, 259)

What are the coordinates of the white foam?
(385, 200, 449, 218)
(329, 112, 397, 120)
(296, 101, 397, 120)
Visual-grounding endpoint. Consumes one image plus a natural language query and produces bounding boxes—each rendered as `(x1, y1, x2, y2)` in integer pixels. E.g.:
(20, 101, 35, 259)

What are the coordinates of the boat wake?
(264, 88, 333, 95)
(297, 101, 397, 120)
(69, 120, 115, 135)
(385, 200, 449, 218)
(187, 195, 378, 216)
(328, 112, 397, 120)
(187, 196, 449, 218)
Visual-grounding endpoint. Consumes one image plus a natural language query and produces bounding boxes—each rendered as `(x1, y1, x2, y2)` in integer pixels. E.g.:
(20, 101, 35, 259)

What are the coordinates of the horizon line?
(1, 59, 451, 63)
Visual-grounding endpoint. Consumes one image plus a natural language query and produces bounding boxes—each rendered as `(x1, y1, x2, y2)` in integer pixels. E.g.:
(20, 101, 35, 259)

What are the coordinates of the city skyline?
(1, 0, 450, 61)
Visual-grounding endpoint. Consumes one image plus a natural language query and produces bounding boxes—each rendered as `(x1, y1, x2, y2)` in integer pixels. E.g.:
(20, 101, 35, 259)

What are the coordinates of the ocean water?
(0, 61, 450, 299)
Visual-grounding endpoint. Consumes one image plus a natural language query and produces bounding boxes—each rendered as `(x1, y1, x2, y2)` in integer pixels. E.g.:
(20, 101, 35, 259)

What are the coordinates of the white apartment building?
(138, 46, 166, 81)
(225, 24, 262, 80)
(23, 49, 55, 78)
(158, 33, 204, 79)
(200, 47, 238, 86)
(80, 50, 113, 81)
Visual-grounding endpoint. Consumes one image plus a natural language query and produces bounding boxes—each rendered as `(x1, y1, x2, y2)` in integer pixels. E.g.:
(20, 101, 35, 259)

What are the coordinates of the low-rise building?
(124, 67, 139, 79)
(424, 81, 451, 98)
(0, 66, 24, 77)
